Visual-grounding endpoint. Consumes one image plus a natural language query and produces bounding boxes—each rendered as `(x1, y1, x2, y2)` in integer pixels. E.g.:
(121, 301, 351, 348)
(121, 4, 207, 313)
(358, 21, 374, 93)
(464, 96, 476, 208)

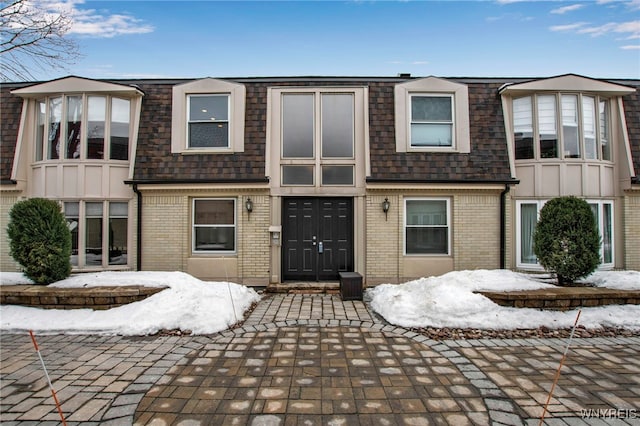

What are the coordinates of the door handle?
(318, 242, 324, 253)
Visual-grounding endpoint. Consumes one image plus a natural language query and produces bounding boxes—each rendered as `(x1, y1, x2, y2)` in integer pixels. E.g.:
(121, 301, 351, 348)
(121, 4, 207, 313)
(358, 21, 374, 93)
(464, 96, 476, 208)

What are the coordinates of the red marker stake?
(29, 330, 67, 425)
(539, 309, 582, 425)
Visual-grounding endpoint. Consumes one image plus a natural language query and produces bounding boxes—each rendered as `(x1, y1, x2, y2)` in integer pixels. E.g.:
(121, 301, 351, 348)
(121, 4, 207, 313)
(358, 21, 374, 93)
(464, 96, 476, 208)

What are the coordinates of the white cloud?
(35, 0, 154, 38)
(620, 44, 640, 49)
(551, 4, 584, 15)
(577, 20, 640, 38)
(549, 22, 589, 32)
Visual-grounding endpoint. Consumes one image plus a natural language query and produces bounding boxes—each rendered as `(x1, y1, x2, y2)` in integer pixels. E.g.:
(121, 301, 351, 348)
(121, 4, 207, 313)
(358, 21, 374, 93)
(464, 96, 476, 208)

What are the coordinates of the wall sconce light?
(245, 197, 253, 216)
(382, 198, 390, 221)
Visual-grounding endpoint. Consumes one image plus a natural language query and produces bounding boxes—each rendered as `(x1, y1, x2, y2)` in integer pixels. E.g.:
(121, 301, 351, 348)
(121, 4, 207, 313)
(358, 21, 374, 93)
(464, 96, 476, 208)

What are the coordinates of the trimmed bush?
(6, 198, 71, 284)
(533, 196, 601, 285)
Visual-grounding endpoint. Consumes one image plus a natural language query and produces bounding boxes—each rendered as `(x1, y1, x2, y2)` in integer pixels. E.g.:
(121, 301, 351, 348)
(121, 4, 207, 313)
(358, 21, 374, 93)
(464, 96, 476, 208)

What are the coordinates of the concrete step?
(266, 282, 340, 294)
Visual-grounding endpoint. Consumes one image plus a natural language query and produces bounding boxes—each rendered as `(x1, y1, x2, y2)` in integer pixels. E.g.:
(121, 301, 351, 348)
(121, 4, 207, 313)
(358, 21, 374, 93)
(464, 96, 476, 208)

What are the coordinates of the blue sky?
(35, 1, 640, 80)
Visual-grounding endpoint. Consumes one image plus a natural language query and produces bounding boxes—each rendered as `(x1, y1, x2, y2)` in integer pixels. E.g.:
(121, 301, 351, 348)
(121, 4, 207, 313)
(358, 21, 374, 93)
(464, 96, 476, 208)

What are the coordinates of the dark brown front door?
(282, 197, 354, 281)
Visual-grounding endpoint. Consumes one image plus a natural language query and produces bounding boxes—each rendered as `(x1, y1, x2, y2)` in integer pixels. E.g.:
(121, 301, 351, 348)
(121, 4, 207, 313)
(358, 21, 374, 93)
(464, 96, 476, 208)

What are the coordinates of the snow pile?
(0, 271, 261, 335)
(368, 269, 640, 331)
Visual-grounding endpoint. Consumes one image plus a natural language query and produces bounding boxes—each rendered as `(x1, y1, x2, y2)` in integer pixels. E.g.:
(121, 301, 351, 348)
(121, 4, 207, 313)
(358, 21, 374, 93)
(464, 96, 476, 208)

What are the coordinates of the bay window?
(35, 94, 131, 162)
(405, 199, 450, 255)
(512, 93, 610, 161)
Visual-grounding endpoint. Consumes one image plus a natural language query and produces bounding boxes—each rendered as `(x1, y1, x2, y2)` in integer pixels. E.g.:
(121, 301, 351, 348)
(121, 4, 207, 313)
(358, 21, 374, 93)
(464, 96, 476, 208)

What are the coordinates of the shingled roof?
(2, 76, 638, 185)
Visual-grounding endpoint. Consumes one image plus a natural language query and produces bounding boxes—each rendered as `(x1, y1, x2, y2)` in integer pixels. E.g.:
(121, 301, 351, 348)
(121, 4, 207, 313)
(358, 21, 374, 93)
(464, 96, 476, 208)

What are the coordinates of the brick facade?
(624, 193, 640, 270)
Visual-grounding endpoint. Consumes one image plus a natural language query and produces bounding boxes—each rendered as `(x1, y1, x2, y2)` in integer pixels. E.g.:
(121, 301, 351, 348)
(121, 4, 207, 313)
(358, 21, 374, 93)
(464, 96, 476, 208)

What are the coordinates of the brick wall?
(453, 193, 501, 270)
(624, 193, 640, 270)
(141, 191, 270, 284)
(0, 193, 20, 272)
(365, 194, 400, 284)
(142, 194, 188, 271)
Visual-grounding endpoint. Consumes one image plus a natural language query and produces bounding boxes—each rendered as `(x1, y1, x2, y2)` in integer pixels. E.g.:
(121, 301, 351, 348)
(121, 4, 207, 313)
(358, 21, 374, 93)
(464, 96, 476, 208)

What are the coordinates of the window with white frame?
(171, 78, 245, 154)
(394, 77, 470, 153)
(187, 94, 230, 148)
(63, 201, 129, 269)
(410, 94, 454, 147)
(192, 199, 236, 253)
(35, 95, 131, 162)
(280, 92, 355, 186)
(516, 200, 614, 269)
(513, 94, 610, 161)
(404, 199, 450, 255)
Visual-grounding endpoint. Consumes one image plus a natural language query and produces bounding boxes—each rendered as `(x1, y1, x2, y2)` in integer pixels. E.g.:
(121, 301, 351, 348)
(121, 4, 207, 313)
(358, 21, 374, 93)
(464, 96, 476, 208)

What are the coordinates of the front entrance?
(282, 197, 354, 281)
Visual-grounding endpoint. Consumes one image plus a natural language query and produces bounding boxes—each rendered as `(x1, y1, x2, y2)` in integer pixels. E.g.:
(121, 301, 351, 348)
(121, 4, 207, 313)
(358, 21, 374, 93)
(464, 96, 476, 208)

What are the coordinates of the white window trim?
(266, 86, 369, 193)
(186, 93, 231, 149)
(515, 200, 545, 270)
(516, 199, 614, 270)
(191, 198, 237, 254)
(409, 93, 455, 148)
(62, 200, 131, 271)
(395, 77, 470, 153)
(172, 78, 245, 154)
(403, 197, 451, 256)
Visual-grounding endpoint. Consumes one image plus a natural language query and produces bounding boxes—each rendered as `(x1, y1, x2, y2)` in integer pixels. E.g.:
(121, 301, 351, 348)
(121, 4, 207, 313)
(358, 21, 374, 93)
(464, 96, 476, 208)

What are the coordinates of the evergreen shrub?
(7, 198, 71, 284)
(533, 196, 601, 285)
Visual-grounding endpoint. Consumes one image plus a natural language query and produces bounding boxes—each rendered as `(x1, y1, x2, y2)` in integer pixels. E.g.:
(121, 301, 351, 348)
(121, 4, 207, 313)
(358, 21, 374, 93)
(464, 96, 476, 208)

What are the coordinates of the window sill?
(407, 146, 457, 153)
(179, 148, 234, 155)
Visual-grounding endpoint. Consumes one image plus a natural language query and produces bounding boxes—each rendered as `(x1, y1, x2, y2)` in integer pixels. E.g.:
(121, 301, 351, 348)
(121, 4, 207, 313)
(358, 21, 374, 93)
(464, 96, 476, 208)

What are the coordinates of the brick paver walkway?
(1, 293, 639, 425)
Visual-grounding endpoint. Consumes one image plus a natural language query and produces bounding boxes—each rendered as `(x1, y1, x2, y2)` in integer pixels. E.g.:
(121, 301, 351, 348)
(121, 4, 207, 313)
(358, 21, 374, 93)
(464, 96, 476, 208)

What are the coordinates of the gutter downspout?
(132, 183, 142, 271)
(500, 183, 511, 270)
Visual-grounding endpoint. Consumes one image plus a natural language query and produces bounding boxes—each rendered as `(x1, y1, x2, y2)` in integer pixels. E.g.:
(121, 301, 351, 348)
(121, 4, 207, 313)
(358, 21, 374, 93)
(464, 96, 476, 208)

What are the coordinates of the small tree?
(6, 198, 71, 284)
(533, 196, 601, 285)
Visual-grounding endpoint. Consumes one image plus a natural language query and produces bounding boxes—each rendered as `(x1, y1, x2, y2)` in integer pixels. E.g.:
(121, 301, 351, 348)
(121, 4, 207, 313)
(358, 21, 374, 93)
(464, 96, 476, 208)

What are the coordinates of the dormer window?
(35, 94, 131, 161)
(171, 78, 245, 154)
(187, 94, 230, 148)
(410, 94, 454, 147)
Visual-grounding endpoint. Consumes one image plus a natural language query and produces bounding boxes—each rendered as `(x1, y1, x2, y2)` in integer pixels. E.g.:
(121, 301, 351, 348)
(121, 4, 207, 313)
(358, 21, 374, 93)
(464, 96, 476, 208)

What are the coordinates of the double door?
(282, 197, 353, 281)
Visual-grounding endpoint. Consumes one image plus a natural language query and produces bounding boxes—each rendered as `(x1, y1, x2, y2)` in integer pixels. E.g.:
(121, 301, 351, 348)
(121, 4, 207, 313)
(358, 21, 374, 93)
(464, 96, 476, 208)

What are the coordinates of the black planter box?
(339, 272, 363, 301)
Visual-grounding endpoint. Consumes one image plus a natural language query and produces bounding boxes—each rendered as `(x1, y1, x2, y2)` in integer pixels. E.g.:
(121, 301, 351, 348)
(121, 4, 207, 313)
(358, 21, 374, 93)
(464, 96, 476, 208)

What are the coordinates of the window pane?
(87, 96, 106, 159)
(603, 203, 612, 264)
(86, 202, 103, 266)
(562, 95, 580, 158)
(109, 202, 128, 266)
(537, 95, 558, 158)
(282, 165, 314, 185)
(110, 98, 130, 160)
(600, 100, 610, 161)
(322, 165, 353, 185)
(65, 202, 79, 266)
(411, 96, 452, 121)
(194, 200, 235, 225)
(583, 96, 597, 159)
(36, 100, 45, 161)
(189, 122, 229, 147)
(283, 94, 314, 158)
(194, 227, 235, 251)
(513, 97, 534, 159)
(406, 200, 447, 226)
(406, 228, 448, 254)
(189, 95, 228, 121)
(193, 199, 235, 252)
(411, 123, 452, 146)
(322, 94, 354, 158)
(66, 96, 82, 159)
(48, 97, 62, 159)
(520, 203, 537, 264)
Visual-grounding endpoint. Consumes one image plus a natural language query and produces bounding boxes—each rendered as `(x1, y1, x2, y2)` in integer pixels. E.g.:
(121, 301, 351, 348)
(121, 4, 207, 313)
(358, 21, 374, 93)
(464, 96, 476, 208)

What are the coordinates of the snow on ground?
(0, 271, 260, 335)
(368, 269, 640, 331)
(0, 269, 639, 335)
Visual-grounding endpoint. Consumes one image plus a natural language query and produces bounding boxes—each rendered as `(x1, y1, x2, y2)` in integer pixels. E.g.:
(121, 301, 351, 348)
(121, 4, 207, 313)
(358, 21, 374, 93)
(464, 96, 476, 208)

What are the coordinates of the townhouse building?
(1, 74, 638, 286)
